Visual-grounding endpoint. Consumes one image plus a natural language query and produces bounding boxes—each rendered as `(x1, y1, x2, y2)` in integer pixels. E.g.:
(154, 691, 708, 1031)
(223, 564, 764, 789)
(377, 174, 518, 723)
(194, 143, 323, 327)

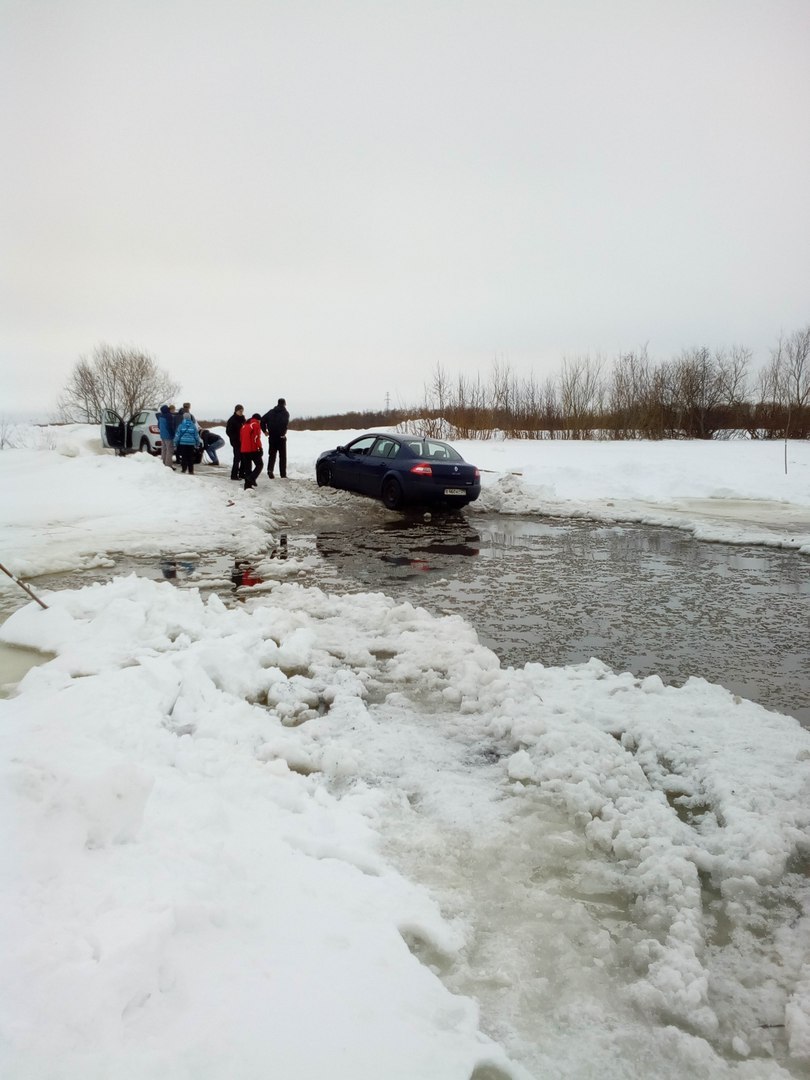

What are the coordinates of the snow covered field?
(1, 425, 809, 1079)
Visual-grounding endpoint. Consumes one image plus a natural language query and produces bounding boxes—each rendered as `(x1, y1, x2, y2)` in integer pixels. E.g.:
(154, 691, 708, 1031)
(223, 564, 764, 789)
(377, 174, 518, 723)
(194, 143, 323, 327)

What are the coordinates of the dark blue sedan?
(316, 433, 481, 510)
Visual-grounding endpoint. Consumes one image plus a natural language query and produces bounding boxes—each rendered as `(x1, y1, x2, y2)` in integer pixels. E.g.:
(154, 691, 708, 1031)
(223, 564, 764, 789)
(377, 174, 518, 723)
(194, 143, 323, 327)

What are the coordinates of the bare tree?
(487, 358, 514, 428)
(781, 325, 810, 438)
(710, 345, 752, 439)
(606, 347, 655, 438)
(754, 351, 787, 438)
(57, 343, 180, 423)
(452, 369, 489, 439)
(670, 347, 725, 438)
(716, 345, 751, 406)
(511, 371, 542, 438)
(753, 327, 810, 439)
(416, 363, 452, 437)
(559, 355, 603, 438)
(539, 375, 561, 437)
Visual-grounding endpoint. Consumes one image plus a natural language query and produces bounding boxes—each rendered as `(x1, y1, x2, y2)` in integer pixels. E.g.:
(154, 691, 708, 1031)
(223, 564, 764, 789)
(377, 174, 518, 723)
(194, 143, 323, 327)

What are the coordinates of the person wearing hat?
(174, 410, 202, 474)
(173, 403, 194, 465)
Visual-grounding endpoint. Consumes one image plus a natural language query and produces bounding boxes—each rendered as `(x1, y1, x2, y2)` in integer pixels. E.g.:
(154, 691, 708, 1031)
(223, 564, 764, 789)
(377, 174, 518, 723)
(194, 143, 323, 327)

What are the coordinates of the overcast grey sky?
(2, 0, 809, 420)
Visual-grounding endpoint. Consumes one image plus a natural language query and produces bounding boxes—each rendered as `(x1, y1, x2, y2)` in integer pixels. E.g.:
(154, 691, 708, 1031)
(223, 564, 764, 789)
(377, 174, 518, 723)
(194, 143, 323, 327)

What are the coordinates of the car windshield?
(404, 440, 462, 462)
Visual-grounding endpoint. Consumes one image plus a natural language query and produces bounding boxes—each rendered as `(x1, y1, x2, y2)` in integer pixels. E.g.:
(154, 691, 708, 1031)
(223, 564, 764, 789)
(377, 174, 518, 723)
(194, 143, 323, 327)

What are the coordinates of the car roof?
(357, 433, 453, 444)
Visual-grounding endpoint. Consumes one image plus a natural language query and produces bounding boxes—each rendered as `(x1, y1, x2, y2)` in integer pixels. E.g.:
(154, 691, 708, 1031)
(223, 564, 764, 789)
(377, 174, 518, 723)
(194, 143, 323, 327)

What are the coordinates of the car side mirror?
(336, 445, 346, 453)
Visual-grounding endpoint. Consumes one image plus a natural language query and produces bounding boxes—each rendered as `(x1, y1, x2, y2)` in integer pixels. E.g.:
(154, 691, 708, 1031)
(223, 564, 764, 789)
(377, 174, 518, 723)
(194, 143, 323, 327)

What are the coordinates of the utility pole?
(384, 392, 390, 413)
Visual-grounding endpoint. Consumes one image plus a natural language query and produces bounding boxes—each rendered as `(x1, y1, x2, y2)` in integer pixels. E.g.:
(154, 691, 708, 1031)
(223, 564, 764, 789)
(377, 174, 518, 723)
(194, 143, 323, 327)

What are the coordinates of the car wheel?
(381, 477, 404, 510)
(316, 463, 333, 487)
(139, 438, 150, 453)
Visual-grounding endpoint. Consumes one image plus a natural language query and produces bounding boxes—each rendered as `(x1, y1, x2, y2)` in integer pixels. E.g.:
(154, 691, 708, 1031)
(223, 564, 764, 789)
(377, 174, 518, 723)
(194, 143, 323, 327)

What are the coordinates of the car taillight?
(149, 425, 160, 434)
(410, 463, 432, 476)
(474, 468, 480, 478)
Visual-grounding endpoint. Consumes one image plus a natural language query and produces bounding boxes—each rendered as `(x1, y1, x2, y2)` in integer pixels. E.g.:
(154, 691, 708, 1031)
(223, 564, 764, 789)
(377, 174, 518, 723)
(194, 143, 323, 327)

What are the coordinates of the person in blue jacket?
(174, 411, 202, 474)
(156, 405, 176, 469)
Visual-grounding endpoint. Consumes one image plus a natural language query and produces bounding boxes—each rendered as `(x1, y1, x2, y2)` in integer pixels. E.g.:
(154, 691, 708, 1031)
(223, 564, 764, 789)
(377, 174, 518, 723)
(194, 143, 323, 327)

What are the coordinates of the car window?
(426, 440, 461, 461)
(370, 438, 399, 458)
(348, 436, 376, 456)
(134, 411, 150, 425)
(406, 441, 424, 457)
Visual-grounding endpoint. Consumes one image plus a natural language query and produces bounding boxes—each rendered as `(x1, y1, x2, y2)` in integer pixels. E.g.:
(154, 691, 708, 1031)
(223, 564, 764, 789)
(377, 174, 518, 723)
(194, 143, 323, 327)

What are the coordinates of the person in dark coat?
(225, 405, 245, 480)
(174, 411, 202, 474)
(260, 398, 289, 479)
(240, 413, 263, 489)
(200, 428, 225, 465)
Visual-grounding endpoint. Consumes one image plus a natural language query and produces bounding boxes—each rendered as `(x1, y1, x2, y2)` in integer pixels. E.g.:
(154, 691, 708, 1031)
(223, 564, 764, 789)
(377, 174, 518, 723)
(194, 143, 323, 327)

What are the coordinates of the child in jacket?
(175, 412, 202, 474)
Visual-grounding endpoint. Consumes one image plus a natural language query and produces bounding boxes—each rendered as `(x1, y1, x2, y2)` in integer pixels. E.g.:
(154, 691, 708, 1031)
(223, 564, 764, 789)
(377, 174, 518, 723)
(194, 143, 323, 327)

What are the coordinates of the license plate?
(444, 487, 466, 496)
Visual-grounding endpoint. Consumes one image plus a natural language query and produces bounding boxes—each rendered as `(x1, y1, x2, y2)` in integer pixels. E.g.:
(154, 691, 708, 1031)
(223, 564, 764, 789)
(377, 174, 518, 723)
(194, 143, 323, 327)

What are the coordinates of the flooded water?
(2, 512, 807, 724)
(303, 512, 810, 726)
(296, 511, 810, 1076)
(0, 642, 54, 696)
(2, 512, 808, 1077)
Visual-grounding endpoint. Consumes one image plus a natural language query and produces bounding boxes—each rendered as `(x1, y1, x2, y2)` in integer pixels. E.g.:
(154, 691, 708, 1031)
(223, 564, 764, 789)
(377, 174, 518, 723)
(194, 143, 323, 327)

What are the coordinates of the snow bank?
(461, 438, 810, 553)
(0, 577, 522, 1080)
(2, 576, 809, 1076)
(0, 426, 271, 592)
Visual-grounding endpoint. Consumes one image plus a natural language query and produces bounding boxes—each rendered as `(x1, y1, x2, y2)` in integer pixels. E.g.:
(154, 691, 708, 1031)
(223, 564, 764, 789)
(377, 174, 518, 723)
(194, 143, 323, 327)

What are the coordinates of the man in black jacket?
(261, 398, 289, 479)
(225, 405, 245, 480)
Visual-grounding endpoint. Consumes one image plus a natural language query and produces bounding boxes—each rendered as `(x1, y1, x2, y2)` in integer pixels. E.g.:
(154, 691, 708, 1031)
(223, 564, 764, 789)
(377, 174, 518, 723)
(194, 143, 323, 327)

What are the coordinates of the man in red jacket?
(240, 413, 263, 490)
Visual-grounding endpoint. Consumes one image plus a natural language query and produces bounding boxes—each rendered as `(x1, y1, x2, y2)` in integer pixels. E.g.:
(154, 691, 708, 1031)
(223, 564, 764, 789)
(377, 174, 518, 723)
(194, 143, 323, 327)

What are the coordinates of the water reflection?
(231, 561, 263, 588)
(380, 555, 431, 572)
(230, 536, 286, 588)
(315, 517, 481, 583)
(160, 558, 196, 580)
(310, 515, 810, 726)
(8, 517, 807, 725)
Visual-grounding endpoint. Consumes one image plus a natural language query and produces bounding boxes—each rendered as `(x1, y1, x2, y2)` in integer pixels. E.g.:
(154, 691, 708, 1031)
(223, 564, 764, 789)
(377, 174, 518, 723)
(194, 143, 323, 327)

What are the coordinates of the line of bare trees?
(409, 327, 810, 440)
(60, 331, 809, 440)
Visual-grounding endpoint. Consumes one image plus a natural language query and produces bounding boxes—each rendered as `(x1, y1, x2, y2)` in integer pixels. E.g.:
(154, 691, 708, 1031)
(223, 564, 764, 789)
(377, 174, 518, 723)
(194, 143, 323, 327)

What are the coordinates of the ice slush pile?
(2, 575, 809, 1077)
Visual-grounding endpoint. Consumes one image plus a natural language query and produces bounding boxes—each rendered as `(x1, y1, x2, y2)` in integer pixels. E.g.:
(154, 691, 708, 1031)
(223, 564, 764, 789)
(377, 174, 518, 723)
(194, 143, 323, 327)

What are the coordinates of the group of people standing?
(156, 399, 289, 487)
(226, 399, 290, 490)
(156, 403, 226, 475)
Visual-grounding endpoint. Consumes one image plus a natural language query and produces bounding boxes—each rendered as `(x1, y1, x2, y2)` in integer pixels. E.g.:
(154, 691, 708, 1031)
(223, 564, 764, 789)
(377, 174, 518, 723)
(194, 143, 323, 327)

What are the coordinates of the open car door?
(101, 408, 127, 451)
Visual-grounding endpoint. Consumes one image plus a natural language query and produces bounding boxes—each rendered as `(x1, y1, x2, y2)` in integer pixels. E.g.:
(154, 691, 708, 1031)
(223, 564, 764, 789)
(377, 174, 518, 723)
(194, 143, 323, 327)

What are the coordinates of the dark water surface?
(2, 512, 808, 725)
(305, 513, 810, 726)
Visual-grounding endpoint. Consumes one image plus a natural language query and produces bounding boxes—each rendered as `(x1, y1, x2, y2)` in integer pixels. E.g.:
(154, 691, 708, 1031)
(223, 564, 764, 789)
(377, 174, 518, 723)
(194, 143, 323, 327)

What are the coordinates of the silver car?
(100, 408, 161, 456)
